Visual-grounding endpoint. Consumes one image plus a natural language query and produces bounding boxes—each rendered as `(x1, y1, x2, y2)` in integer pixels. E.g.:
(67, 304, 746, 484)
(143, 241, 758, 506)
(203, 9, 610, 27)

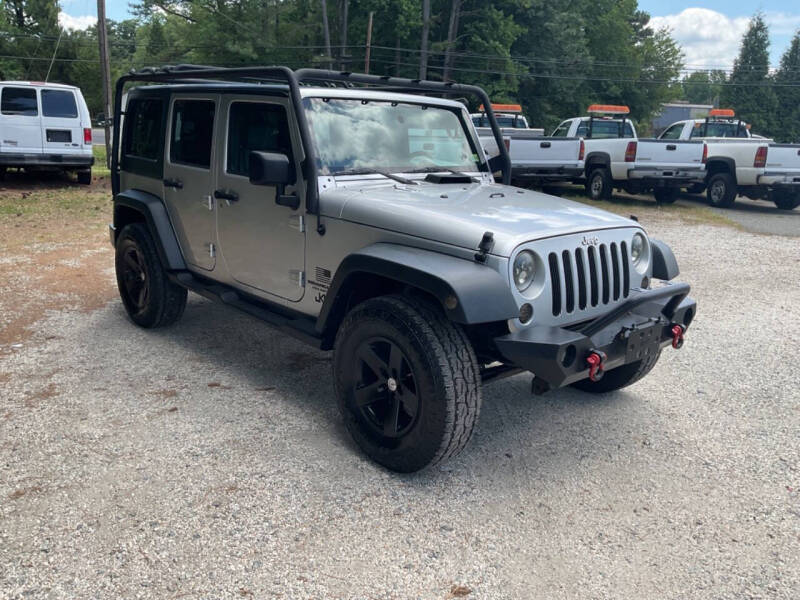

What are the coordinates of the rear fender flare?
(584, 152, 611, 175)
(113, 189, 185, 270)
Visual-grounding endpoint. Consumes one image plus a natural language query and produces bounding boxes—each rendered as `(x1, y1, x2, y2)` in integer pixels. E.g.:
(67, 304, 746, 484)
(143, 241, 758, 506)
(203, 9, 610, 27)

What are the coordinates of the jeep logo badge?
(581, 235, 600, 247)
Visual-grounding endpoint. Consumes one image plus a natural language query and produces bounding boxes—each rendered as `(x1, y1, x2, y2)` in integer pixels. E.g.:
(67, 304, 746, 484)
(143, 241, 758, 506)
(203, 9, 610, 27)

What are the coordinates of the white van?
(0, 81, 93, 184)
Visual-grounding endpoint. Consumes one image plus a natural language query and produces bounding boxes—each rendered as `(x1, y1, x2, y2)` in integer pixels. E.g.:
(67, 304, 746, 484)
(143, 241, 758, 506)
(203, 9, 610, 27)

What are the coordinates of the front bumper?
(493, 282, 695, 390)
(627, 167, 705, 186)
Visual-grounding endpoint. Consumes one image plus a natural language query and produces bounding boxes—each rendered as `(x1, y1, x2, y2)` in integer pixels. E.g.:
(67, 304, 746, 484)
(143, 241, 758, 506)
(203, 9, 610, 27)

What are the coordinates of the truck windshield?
(304, 98, 482, 175)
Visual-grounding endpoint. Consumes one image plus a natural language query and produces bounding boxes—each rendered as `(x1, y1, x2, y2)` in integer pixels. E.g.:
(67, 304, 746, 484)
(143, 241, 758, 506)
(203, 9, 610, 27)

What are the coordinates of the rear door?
(40, 88, 84, 157)
(215, 95, 305, 301)
(0, 85, 42, 155)
(162, 95, 218, 271)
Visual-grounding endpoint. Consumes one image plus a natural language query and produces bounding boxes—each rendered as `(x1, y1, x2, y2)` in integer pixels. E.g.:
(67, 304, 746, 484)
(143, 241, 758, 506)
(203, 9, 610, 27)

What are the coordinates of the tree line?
(1, 1, 798, 140)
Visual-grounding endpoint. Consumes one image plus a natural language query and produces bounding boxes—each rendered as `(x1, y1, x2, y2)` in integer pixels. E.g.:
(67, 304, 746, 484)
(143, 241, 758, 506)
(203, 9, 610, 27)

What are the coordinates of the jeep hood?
(320, 179, 637, 257)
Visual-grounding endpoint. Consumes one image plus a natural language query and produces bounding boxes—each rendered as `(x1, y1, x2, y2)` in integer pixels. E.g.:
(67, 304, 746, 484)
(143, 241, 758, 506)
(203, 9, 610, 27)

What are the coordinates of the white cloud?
(650, 8, 750, 69)
(763, 12, 800, 37)
(58, 12, 96, 31)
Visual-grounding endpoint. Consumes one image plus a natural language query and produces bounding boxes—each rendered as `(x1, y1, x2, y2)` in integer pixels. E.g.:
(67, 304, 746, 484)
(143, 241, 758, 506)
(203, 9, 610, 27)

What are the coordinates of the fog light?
(519, 303, 533, 323)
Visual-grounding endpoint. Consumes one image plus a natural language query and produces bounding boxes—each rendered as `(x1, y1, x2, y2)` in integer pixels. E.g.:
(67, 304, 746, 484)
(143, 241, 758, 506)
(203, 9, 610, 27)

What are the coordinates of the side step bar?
(169, 271, 322, 349)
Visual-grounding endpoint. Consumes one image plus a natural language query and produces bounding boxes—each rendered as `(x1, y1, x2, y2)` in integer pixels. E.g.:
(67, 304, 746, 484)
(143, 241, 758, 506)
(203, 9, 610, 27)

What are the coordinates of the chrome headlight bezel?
(513, 250, 536, 292)
(631, 232, 650, 274)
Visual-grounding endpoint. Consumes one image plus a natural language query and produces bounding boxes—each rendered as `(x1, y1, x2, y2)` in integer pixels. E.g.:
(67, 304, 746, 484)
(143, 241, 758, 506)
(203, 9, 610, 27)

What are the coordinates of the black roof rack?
(111, 65, 512, 223)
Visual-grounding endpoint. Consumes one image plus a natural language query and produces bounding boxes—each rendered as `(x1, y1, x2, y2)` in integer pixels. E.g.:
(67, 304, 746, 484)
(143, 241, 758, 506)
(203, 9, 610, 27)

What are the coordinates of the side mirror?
(249, 151, 294, 186)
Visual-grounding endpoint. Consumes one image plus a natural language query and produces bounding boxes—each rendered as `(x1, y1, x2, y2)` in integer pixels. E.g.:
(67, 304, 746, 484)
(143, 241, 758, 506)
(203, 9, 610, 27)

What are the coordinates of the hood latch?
(474, 231, 494, 263)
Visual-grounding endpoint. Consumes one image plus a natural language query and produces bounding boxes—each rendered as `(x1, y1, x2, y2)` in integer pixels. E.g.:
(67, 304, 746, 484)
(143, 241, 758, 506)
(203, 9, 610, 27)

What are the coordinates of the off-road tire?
(115, 223, 187, 328)
(77, 168, 91, 185)
(333, 295, 481, 473)
(586, 167, 612, 201)
(653, 188, 679, 204)
(685, 182, 706, 195)
(706, 172, 737, 208)
(771, 189, 800, 211)
(571, 350, 661, 394)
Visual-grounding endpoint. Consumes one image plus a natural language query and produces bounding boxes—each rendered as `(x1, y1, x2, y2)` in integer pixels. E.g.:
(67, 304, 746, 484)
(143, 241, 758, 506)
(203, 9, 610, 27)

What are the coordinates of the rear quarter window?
(41, 89, 78, 118)
(1, 87, 38, 116)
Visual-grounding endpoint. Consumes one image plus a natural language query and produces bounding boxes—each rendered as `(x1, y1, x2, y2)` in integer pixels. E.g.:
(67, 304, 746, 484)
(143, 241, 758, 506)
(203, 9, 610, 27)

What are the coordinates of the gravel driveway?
(1, 217, 798, 599)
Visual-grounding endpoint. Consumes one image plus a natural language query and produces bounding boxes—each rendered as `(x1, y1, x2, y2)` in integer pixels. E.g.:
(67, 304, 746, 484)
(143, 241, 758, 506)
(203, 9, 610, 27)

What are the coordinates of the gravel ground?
(1, 217, 799, 599)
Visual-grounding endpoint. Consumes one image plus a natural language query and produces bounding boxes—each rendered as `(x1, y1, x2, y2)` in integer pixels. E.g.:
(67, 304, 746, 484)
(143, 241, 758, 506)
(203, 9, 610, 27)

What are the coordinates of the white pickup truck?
(475, 103, 583, 187)
(553, 105, 706, 204)
(659, 109, 800, 210)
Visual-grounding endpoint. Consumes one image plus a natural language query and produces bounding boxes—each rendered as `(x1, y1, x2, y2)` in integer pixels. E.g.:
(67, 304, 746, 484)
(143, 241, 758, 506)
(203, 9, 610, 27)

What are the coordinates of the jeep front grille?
(548, 242, 630, 316)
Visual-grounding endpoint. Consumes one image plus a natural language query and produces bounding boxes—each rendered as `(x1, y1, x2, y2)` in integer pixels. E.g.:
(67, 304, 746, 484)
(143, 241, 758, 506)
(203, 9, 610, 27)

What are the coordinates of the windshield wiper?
(404, 166, 478, 181)
(335, 168, 416, 185)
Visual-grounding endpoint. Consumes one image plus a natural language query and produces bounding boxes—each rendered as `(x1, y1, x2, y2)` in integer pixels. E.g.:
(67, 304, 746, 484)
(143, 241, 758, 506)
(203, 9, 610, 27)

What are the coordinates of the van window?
(1, 87, 37, 116)
(226, 102, 292, 177)
(170, 99, 215, 169)
(41, 89, 78, 118)
(124, 98, 164, 160)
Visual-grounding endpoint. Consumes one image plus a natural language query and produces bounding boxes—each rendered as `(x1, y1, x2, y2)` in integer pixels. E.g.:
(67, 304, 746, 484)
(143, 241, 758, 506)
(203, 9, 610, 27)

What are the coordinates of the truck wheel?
(706, 172, 736, 208)
(333, 295, 481, 473)
(77, 168, 91, 185)
(586, 167, 612, 201)
(115, 223, 187, 328)
(571, 351, 661, 394)
(771, 189, 800, 211)
(686, 183, 706, 195)
(653, 188, 679, 204)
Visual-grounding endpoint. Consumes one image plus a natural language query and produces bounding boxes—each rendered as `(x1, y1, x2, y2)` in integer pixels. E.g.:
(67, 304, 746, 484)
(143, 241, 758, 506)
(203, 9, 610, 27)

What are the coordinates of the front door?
(162, 96, 218, 271)
(215, 96, 305, 301)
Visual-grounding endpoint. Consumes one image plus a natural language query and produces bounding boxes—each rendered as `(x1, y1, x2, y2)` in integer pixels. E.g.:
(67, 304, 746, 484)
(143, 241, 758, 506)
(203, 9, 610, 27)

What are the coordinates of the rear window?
(690, 122, 749, 138)
(577, 119, 635, 139)
(124, 98, 164, 160)
(41, 89, 78, 118)
(1, 87, 37, 116)
(170, 99, 215, 169)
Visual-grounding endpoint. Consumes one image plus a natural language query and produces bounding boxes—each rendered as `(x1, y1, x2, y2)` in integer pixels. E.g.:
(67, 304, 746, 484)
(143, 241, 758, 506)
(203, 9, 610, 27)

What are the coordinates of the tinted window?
(124, 98, 164, 160)
(1, 87, 37, 116)
(576, 119, 635, 139)
(552, 122, 570, 137)
(170, 99, 215, 168)
(226, 102, 292, 176)
(41, 89, 78, 118)
(690, 122, 749, 138)
(660, 124, 684, 140)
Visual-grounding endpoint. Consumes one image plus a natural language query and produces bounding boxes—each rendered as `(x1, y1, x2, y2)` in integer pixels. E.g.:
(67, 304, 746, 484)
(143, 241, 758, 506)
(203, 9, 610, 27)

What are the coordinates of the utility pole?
(97, 0, 112, 168)
(321, 0, 332, 70)
(419, 0, 430, 79)
(364, 11, 373, 74)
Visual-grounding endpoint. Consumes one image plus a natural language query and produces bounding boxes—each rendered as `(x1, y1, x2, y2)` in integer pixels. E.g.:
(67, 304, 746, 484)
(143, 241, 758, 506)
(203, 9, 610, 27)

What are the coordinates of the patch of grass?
(92, 144, 111, 178)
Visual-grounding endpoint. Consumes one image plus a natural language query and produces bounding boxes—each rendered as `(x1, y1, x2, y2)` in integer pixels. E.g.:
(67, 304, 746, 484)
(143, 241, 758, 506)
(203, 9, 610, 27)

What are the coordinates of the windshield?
(304, 97, 482, 175)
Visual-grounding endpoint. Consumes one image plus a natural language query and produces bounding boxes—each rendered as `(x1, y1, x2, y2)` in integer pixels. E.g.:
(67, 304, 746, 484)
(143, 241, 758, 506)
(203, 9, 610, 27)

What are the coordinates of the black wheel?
(585, 167, 612, 200)
(706, 172, 736, 208)
(571, 351, 661, 394)
(115, 223, 187, 328)
(77, 168, 91, 185)
(771, 189, 800, 211)
(686, 183, 706, 195)
(653, 188, 679, 204)
(333, 295, 481, 473)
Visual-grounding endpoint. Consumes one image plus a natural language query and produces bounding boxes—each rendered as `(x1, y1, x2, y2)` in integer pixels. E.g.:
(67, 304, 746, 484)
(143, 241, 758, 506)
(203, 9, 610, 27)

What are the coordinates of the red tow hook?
(670, 324, 685, 349)
(586, 350, 607, 382)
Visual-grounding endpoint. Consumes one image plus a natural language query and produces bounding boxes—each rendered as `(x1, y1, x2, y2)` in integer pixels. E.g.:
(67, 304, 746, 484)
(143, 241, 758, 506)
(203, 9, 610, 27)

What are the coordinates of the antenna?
(45, 28, 64, 82)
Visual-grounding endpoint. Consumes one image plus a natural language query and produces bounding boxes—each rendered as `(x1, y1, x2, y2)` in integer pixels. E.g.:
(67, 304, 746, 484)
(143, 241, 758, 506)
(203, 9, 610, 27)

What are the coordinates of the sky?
(58, 1, 800, 71)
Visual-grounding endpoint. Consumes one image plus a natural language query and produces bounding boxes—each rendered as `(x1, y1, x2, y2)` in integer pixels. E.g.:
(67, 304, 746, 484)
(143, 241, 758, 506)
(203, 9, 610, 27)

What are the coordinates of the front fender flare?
(113, 189, 185, 270)
(316, 243, 519, 334)
(650, 238, 679, 281)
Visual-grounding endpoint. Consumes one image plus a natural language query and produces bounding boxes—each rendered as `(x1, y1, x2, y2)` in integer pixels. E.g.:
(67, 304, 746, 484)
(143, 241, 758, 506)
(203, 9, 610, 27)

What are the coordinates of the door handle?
(540, 141, 551, 148)
(666, 145, 676, 151)
(163, 178, 183, 189)
(214, 189, 239, 202)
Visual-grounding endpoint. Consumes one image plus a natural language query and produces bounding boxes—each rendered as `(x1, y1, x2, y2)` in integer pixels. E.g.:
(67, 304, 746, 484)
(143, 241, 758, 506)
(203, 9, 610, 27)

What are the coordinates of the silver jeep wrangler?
(109, 66, 696, 472)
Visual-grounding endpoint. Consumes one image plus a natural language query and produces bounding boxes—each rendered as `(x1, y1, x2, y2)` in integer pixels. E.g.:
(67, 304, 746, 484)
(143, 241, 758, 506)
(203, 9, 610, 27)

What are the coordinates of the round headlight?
(631, 233, 645, 264)
(513, 251, 536, 292)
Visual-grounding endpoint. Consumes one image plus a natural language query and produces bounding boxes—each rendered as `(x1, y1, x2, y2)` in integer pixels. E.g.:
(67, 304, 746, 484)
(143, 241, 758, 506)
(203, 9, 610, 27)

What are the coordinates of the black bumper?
(494, 282, 696, 389)
(512, 166, 584, 181)
(0, 153, 94, 168)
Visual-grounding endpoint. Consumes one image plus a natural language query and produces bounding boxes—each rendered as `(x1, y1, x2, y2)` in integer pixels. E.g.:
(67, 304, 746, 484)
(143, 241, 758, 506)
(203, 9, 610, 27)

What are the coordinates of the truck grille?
(548, 242, 630, 316)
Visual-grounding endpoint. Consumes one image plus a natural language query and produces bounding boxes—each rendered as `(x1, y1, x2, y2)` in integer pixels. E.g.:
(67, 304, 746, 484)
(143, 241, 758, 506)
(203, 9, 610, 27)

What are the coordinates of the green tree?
(721, 13, 778, 136)
(681, 70, 726, 105)
(774, 31, 800, 143)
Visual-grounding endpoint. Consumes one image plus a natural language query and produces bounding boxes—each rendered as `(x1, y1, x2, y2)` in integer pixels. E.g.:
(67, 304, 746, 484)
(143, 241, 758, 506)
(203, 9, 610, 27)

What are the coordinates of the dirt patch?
(8, 485, 43, 500)
(24, 383, 59, 408)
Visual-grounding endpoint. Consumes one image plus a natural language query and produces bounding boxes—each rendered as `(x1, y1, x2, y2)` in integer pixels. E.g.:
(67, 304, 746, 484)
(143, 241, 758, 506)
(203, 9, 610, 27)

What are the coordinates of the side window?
(576, 121, 588, 137)
(552, 122, 569, 137)
(124, 98, 164, 160)
(226, 102, 292, 177)
(170, 99, 215, 169)
(41, 89, 78, 118)
(690, 123, 705, 138)
(623, 123, 635, 138)
(661, 124, 683, 140)
(1, 87, 38, 116)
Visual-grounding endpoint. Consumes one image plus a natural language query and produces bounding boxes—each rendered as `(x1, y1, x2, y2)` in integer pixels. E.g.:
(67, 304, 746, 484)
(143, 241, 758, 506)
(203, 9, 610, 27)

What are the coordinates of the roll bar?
(111, 64, 512, 218)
